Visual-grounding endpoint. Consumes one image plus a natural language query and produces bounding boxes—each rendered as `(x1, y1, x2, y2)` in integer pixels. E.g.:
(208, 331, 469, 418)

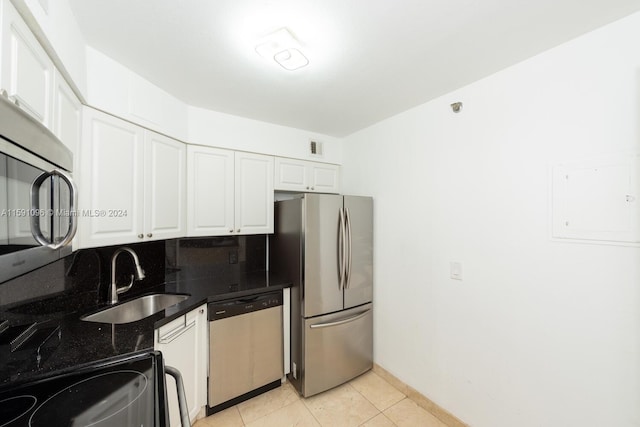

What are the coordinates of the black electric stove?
(0, 351, 168, 427)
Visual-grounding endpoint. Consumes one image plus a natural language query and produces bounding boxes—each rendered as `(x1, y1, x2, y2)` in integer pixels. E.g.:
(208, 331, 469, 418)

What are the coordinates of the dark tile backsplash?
(0, 241, 165, 313)
(166, 235, 266, 273)
(0, 236, 268, 313)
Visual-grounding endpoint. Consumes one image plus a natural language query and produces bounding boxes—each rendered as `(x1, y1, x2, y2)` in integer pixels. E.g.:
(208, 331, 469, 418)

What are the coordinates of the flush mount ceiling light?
(255, 28, 309, 71)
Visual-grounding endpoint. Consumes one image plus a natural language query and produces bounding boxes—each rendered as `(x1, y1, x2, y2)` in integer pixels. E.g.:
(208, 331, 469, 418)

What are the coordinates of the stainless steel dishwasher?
(207, 290, 283, 414)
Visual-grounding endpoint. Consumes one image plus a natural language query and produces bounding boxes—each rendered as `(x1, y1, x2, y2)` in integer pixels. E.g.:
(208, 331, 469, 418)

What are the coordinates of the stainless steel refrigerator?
(272, 194, 373, 397)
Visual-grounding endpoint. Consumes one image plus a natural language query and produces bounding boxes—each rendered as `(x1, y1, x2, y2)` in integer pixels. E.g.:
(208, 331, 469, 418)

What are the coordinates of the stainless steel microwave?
(0, 94, 77, 284)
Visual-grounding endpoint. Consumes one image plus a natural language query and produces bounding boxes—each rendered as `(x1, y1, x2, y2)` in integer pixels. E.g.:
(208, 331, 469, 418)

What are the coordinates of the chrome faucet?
(109, 247, 146, 305)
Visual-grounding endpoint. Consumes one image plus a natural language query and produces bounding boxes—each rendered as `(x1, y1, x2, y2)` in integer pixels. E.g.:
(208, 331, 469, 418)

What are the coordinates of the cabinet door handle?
(158, 319, 196, 344)
(138, 234, 144, 239)
(229, 229, 234, 233)
(236, 228, 241, 233)
(147, 233, 153, 238)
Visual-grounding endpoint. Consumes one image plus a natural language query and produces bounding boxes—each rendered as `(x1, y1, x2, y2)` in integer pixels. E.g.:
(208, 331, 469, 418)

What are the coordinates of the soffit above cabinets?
(68, 0, 640, 137)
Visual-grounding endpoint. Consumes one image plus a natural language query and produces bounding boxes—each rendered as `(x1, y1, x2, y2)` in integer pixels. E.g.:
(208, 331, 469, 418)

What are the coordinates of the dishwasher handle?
(165, 365, 190, 427)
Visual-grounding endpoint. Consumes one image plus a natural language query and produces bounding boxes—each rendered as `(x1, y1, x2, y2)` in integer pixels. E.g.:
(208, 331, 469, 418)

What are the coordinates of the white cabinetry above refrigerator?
(274, 157, 340, 194)
(187, 145, 274, 236)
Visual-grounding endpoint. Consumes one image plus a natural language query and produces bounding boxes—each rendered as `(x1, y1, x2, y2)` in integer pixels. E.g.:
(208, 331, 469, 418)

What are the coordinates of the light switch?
(450, 262, 462, 280)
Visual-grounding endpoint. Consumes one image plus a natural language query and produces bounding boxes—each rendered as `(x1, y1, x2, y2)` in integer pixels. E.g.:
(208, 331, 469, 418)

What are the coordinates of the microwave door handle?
(30, 169, 78, 249)
(30, 171, 53, 246)
(51, 169, 78, 249)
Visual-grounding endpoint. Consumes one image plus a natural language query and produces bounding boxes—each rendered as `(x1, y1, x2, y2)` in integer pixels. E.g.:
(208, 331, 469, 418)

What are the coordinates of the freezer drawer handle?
(158, 318, 196, 344)
(309, 309, 371, 329)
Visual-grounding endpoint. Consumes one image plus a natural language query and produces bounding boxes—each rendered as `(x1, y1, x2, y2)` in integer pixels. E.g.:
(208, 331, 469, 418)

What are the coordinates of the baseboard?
(372, 363, 468, 427)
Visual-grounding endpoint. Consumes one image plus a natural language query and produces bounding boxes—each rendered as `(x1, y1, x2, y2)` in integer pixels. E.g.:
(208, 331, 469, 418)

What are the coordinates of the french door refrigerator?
(272, 193, 373, 397)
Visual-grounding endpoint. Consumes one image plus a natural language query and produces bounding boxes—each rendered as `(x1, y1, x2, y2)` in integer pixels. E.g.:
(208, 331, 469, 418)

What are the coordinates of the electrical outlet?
(450, 262, 462, 280)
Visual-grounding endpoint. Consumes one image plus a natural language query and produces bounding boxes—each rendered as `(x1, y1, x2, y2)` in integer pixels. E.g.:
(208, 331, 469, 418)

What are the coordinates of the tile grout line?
(298, 391, 326, 427)
(372, 364, 468, 427)
(245, 397, 302, 427)
(347, 381, 384, 426)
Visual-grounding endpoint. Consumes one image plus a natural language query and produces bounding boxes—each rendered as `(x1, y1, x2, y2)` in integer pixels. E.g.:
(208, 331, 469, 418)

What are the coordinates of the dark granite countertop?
(0, 267, 291, 388)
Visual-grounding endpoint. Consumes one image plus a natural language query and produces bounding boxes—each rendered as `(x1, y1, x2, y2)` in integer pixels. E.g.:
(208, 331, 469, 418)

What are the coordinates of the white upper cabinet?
(309, 162, 341, 194)
(79, 108, 144, 248)
(0, 0, 54, 128)
(187, 146, 274, 236)
(187, 146, 234, 236)
(52, 69, 82, 154)
(274, 157, 340, 194)
(79, 107, 186, 248)
(235, 151, 274, 234)
(144, 131, 187, 241)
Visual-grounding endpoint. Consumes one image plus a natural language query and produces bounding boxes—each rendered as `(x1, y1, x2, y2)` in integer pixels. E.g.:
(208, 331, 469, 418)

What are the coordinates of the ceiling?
(68, 0, 640, 137)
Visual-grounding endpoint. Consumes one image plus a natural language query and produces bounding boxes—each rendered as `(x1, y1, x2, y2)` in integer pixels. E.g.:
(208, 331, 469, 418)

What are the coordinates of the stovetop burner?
(29, 370, 147, 427)
(0, 395, 37, 426)
(0, 352, 165, 427)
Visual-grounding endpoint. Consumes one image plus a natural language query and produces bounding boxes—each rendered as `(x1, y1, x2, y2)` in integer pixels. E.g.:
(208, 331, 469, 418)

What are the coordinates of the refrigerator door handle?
(344, 207, 353, 288)
(338, 207, 346, 290)
(309, 309, 371, 329)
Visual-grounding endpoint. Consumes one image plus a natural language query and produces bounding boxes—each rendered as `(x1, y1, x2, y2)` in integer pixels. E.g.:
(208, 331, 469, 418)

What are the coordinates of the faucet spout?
(109, 247, 146, 305)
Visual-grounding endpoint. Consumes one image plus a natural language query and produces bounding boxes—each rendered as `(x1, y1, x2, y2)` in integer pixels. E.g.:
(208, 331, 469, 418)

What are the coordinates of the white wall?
(85, 47, 190, 141)
(188, 106, 342, 163)
(342, 12, 640, 427)
(84, 47, 342, 162)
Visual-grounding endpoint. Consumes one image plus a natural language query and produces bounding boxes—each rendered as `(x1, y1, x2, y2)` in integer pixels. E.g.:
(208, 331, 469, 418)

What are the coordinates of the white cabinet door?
(309, 162, 340, 194)
(52, 70, 81, 154)
(187, 148, 273, 236)
(155, 305, 207, 427)
(79, 108, 144, 248)
(186, 146, 234, 236)
(274, 157, 340, 194)
(144, 131, 186, 240)
(274, 157, 309, 192)
(235, 152, 274, 235)
(79, 109, 187, 248)
(0, 0, 54, 128)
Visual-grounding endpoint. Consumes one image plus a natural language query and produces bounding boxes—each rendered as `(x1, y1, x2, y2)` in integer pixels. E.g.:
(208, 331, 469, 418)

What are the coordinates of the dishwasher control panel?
(208, 291, 283, 320)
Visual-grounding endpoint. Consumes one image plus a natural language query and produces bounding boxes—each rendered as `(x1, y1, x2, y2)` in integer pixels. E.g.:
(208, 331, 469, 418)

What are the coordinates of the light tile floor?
(193, 371, 450, 427)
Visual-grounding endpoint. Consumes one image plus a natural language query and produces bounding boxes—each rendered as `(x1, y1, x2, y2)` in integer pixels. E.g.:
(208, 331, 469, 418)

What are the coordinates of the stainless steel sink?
(81, 293, 190, 324)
